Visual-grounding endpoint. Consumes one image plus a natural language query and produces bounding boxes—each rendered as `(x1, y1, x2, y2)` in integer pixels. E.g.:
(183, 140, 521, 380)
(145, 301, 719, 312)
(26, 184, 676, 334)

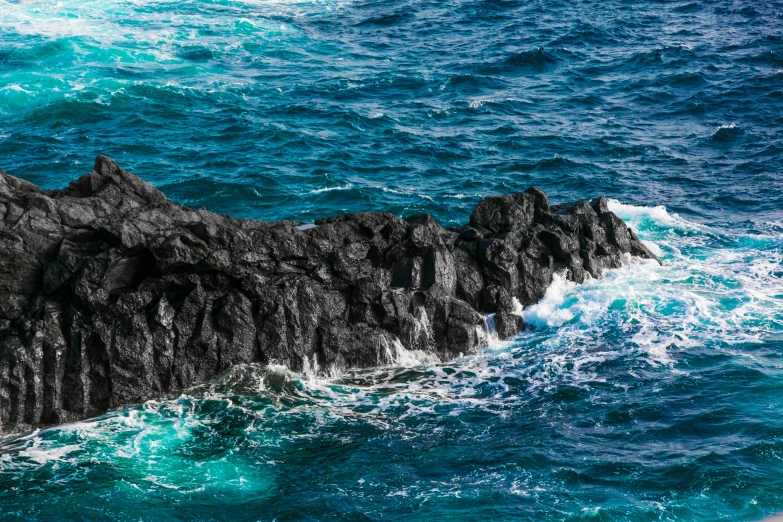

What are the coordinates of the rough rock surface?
(0, 156, 659, 432)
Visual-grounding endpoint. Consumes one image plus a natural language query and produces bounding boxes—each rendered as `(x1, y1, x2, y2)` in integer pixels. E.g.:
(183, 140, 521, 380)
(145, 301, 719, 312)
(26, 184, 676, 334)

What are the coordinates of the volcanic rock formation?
(0, 157, 658, 432)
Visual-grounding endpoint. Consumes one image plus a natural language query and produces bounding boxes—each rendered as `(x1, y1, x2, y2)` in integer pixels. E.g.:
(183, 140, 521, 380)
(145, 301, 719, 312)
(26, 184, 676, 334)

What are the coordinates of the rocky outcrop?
(0, 156, 658, 432)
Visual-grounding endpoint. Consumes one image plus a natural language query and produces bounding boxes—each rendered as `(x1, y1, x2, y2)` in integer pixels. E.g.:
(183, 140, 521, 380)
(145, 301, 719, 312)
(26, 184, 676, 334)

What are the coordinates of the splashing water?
(378, 336, 440, 368)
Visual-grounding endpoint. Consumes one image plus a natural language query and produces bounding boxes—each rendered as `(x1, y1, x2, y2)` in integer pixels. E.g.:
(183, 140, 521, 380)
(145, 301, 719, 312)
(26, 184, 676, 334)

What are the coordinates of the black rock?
(0, 157, 659, 432)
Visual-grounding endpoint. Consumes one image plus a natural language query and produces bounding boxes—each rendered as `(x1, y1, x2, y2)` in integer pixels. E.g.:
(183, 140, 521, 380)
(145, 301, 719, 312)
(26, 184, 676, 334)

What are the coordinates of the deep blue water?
(1, 0, 782, 520)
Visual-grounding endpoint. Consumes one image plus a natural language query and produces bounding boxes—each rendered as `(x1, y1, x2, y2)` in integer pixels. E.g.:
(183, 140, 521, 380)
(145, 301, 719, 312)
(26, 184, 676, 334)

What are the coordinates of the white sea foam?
(641, 239, 664, 257)
(0, 0, 316, 114)
(18, 438, 81, 466)
(518, 200, 780, 368)
(377, 185, 407, 195)
(606, 198, 676, 225)
(306, 183, 353, 194)
(1, 84, 34, 94)
(520, 271, 578, 328)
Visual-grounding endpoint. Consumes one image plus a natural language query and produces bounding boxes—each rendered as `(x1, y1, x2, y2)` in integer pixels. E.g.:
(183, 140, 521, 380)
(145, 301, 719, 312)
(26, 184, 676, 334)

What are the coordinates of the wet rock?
(0, 156, 659, 432)
(494, 312, 524, 340)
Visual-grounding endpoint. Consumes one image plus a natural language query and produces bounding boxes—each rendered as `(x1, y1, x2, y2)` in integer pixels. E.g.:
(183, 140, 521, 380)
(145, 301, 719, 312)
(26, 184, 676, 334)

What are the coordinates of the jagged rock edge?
(0, 156, 659, 432)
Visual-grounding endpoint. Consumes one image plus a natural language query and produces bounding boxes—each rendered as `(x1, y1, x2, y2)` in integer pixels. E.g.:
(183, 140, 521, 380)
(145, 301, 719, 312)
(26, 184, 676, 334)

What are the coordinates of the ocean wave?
(607, 199, 680, 225)
(503, 47, 559, 68)
(519, 271, 578, 329)
(548, 21, 622, 47)
(625, 44, 695, 66)
(504, 155, 587, 172)
(354, 12, 413, 27)
(710, 122, 745, 142)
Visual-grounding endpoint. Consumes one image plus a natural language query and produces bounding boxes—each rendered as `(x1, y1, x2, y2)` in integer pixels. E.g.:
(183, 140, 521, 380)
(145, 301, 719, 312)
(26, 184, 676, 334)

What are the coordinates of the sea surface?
(1, 0, 782, 520)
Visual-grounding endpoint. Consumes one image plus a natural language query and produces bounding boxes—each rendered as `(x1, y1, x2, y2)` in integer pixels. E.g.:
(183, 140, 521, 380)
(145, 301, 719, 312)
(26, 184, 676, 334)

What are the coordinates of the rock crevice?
(0, 156, 659, 432)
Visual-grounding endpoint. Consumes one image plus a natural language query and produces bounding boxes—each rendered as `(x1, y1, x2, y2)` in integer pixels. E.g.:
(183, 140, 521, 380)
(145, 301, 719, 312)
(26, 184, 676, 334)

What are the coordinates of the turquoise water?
(1, 0, 783, 520)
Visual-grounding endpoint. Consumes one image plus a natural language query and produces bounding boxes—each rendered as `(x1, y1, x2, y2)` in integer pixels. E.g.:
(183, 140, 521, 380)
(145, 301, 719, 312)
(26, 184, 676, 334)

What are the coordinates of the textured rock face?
(0, 156, 658, 432)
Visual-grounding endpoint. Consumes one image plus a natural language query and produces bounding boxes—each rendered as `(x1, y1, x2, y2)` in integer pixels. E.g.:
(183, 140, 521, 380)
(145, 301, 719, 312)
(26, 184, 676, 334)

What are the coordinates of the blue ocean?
(1, 0, 782, 520)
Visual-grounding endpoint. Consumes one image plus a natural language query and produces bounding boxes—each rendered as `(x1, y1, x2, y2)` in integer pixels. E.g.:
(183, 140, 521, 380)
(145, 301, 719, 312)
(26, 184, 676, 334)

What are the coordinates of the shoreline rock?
(0, 156, 659, 433)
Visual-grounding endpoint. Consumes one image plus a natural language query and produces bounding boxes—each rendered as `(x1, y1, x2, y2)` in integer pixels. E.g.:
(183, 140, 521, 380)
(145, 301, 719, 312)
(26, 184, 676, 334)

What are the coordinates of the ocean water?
(1, 0, 782, 520)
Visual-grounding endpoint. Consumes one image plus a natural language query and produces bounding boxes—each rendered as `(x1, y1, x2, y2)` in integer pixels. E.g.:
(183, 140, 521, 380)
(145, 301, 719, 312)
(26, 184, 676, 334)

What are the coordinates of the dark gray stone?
(0, 156, 659, 432)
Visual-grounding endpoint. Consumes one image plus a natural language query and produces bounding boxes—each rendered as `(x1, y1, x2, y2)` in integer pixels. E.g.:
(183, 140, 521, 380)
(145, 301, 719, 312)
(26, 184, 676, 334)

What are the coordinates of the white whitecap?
(306, 183, 353, 195)
(18, 439, 81, 466)
(520, 272, 577, 328)
(606, 199, 675, 224)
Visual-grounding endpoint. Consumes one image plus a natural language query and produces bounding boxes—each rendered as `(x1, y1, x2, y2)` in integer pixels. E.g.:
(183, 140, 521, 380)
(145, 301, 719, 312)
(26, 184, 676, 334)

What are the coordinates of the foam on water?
(305, 183, 354, 195)
(519, 271, 579, 329)
(607, 198, 686, 228)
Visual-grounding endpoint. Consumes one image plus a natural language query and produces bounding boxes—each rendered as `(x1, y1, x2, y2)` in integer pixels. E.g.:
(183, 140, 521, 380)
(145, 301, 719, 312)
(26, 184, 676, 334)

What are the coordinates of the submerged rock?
(0, 156, 659, 432)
